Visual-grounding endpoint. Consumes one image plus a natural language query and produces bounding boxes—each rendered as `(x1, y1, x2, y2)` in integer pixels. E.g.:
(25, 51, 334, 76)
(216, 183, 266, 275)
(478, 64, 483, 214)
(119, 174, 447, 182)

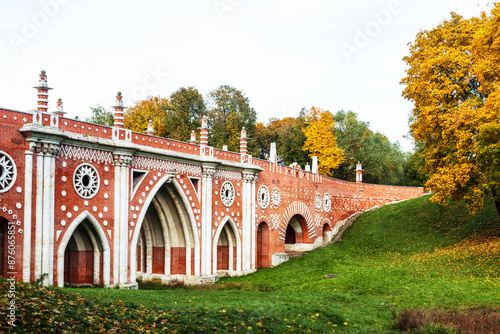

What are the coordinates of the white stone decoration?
(214, 169, 242, 181)
(131, 156, 202, 175)
(61, 220, 66, 226)
(16, 187, 22, 193)
(103, 220, 108, 226)
(73, 163, 100, 199)
(0, 151, 17, 193)
(220, 181, 235, 207)
(315, 194, 322, 211)
(16, 203, 22, 209)
(257, 185, 270, 209)
(271, 187, 281, 208)
(323, 193, 332, 212)
(61, 205, 66, 211)
(62, 176, 67, 182)
(270, 214, 280, 230)
(59, 145, 113, 165)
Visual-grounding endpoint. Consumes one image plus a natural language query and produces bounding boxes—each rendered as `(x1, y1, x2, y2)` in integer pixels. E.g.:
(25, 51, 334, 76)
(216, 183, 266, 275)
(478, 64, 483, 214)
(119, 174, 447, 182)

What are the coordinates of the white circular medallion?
(257, 186, 270, 209)
(323, 193, 332, 212)
(271, 188, 281, 208)
(73, 163, 100, 199)
(0, 151, 17, 193)
(315, 194, 322, 211)
(220, 181, 235, 207)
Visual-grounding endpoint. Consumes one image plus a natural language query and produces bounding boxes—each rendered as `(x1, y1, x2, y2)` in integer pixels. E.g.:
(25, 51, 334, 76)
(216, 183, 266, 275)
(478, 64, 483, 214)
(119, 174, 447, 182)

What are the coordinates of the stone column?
(34, 144, 44, 281)
(201, 165, 216, 276)
(250, 174, 258, 270)
(113, 154, 133, 285)
(22, 143, 35, 282)
(34, 142, 59, 286)
(241, 172, 255, 271)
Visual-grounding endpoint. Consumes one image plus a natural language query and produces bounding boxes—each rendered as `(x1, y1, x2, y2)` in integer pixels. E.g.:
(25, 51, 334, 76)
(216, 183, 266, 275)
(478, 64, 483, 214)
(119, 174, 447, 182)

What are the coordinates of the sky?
(0, 0, 494, 152)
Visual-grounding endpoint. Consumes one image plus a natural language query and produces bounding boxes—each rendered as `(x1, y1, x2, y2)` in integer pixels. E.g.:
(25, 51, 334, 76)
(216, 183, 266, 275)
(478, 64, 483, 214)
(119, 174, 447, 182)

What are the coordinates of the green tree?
(404, 144, 428, 187)
(167, 87, 206, 142)
(207, 85, 257, 154)
(331, 110, 371, 181)
(86, 105, 114, 126)
(359, 133, 406, 185)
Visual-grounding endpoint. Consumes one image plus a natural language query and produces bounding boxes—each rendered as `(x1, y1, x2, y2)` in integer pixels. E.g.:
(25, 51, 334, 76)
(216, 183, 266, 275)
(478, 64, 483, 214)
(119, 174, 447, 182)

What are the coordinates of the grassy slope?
(1, 195, 499, 333)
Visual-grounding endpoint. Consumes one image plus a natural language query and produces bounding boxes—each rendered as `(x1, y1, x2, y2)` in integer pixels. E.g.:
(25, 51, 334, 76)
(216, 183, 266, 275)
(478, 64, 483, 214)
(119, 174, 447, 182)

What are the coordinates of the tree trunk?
(491, 188, 500, 218)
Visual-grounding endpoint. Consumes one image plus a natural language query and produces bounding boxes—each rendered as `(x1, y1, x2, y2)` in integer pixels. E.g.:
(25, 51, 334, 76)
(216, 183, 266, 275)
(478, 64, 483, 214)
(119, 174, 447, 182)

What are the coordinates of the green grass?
(1, 195, 499, 333)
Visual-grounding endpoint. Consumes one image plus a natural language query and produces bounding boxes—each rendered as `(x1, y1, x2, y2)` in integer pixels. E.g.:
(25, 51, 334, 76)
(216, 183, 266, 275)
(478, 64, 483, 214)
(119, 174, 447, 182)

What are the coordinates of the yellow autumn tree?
(302, 107, 344, 175)
(123, 96, 170, 137)
(402, 4, 500, 216)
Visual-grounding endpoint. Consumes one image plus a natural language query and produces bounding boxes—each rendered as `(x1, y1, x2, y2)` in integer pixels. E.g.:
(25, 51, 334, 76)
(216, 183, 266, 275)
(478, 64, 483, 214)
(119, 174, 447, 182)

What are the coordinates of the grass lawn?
(1, 195, 499, 333)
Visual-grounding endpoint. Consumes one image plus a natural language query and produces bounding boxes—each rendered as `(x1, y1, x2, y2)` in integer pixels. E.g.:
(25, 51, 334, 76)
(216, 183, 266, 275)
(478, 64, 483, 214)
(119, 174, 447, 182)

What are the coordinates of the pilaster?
(201, 165, 216, 276)
(22, 143, 35, 282)
(113, 153, 133, 285)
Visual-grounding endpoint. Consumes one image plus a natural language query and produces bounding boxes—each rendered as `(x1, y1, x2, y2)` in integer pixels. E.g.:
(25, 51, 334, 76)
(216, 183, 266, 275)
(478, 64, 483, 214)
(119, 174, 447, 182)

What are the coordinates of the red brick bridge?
(0, 72, 423, 287)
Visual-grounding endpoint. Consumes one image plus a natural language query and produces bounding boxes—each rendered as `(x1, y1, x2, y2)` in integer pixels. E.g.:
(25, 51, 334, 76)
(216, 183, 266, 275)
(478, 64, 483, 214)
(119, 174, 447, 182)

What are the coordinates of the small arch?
(284, 214, 310, 253)
(257, 222, 269, 268)
(57, 211, 110, 287)
(322, 223, 332, 244)
(213, 217, 241, 274)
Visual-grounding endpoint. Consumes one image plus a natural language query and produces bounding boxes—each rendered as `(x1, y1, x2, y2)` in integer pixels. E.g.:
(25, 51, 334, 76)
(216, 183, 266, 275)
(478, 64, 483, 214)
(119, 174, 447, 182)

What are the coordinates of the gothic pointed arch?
(212, 216, 241, 273)
(131, 174, 199, 282)
(56, 211, 110, 287)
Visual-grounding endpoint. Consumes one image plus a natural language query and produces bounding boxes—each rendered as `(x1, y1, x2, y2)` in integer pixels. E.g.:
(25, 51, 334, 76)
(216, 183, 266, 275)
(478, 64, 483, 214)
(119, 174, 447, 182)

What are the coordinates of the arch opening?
(63, 219, 103, 286)
(135, 181, 195, 281)
(322, 223, 333, 244)
(257, 222, 269, 268)
(284, 214, 312, 253)
(216, 223, 237, 272)
(0, 217, 11, 278)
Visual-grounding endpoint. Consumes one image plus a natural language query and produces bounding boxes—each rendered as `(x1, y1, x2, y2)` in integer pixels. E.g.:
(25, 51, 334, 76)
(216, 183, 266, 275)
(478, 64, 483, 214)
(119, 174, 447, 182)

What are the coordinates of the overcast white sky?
(0, 0, 493, 151)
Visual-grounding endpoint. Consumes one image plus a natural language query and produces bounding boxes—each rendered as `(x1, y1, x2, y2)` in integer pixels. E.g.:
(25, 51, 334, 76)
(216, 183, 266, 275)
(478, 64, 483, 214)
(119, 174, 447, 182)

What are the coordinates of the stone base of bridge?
(271, 253, 290, 267)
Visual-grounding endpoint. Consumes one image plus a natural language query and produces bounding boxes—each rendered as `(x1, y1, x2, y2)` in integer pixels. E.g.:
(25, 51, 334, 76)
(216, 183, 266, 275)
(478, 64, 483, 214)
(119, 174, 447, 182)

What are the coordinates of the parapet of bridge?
(0, 71, 423, 288)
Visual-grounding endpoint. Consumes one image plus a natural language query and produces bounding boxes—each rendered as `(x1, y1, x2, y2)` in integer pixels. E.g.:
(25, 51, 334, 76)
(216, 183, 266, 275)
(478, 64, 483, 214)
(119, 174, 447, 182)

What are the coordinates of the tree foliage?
(123, 96, 170, 137)
(302, 107, 344, 175)
(167, 87, 206, 141)
(402, 4, 500, 215)
(331, 110, 371, 180)
(207, 85, 257, 154)
(85, 105, 114, 126)
(255, 116, 309, 166)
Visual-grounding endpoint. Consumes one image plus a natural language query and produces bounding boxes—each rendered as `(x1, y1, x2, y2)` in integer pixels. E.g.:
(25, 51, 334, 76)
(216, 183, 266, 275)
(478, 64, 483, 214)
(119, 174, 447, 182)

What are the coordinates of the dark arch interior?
(257, 222, 269, 268)
(0, 217, 10, 277)
(64, 220, 103, 286)
(136, 182, 195, 277)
